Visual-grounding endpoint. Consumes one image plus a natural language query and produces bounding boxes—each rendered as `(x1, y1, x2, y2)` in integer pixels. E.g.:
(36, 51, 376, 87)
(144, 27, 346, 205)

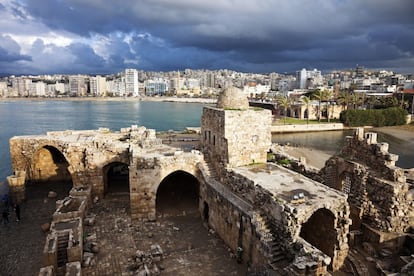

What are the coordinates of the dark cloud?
(0, 0, 413, 74)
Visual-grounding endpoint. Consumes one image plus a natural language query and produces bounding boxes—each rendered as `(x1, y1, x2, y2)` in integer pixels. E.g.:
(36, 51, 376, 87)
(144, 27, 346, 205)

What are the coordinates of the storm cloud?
(0, 0, 413, 74)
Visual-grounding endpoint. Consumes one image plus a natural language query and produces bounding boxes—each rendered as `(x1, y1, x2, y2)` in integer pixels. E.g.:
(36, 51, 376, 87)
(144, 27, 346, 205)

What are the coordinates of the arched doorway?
(156, 170, 199, 217)
(103, 162, 130, 194)
(300, 208, 336, 261)
(32, 146, 72, 183)
(26, 146, 72, 203)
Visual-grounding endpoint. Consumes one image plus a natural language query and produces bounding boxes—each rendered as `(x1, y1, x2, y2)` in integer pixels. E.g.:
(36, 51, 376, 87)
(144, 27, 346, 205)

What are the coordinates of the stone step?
(270, 254, 286, 264)
(56, 233, 69, 268)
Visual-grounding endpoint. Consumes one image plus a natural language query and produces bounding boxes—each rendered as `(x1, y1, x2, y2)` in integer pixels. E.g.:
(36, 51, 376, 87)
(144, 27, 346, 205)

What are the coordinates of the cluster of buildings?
(0, 66, 413, 99)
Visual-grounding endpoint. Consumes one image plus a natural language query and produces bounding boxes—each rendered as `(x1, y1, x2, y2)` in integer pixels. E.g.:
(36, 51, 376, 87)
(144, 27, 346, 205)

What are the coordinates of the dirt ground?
(83, 193, 248, 276)
(0, 181, 71, 276)
(1, 184, 247, 276)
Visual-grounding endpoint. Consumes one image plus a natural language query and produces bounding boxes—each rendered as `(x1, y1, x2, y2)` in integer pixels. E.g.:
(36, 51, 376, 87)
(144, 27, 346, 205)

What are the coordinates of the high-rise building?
(296, 68, 322, 89)
(90, 75, 107, 96)
(69, 75, 87, 96)
(125, 69, 139, 96)
(207, 73, 216, 88)
(144, 78, 169, 96)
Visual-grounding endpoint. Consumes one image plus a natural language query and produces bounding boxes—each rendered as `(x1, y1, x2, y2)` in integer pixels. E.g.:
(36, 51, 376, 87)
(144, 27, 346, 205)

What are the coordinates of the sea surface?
(0, 100, 413, 185)
(0, 100, 205, 182)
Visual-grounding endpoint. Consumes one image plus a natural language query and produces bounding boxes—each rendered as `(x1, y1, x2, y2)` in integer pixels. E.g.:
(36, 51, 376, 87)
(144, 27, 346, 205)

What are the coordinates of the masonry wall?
(201, 106, 272, 169)
(198, 175, 266, 268)
(321, 129, 414, 234)
(129, 149, 203, 221)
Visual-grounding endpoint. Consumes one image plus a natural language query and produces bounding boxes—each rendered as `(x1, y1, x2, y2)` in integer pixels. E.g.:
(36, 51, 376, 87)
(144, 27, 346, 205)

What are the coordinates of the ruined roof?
(216, 86, 249, 110)
(233, 163, 347, 220)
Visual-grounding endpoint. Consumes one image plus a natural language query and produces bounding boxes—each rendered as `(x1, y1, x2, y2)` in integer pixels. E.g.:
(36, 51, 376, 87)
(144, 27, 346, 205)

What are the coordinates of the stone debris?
(40, 222, 50, 232)
(83, 215, 96, 226)
(48, 191, 57, 198)
(128, 244, 164, 275)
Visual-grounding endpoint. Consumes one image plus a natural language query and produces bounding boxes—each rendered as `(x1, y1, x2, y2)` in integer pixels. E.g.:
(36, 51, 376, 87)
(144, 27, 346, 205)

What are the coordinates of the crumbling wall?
(129, 148, 203, 221)
(321, 128, 414, 234)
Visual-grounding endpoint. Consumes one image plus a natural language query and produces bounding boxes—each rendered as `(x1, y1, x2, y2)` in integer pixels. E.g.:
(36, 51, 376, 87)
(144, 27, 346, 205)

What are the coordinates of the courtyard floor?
(0, 184, 248, 276)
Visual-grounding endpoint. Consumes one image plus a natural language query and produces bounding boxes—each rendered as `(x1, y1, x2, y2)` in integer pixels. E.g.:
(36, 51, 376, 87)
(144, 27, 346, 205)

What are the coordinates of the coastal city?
(1, 66, 414, 103)
(1, 1, 414, 276)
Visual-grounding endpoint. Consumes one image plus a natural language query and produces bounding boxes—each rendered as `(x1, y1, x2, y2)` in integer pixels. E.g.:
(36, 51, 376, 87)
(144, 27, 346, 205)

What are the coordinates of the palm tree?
(350, 93, 362, 109)
(337, 91, 351, 111)
(311, 89, 323, 122)
(365, 95, 377, 109)
(301, 96, 311, 124)
(324, 90, 333, 122)
(312, 89, 331, 122)
(276, 96, 291, 124)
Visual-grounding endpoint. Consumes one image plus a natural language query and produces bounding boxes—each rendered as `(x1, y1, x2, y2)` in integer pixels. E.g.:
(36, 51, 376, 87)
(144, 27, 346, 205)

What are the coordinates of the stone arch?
(102, 162, 130, 195)
(299, 208, 336, 261)
(31, 145, 72, 184)
(155, 170, 200, 218)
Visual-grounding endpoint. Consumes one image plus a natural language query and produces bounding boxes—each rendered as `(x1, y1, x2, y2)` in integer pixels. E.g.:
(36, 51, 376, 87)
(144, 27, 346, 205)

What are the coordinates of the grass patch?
(274, 117, 341, 125)
(277, 158, 291, 166)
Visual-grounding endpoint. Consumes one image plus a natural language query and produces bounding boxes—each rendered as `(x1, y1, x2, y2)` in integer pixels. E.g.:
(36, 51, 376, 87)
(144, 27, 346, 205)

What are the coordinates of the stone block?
(38, 266, 54, 276)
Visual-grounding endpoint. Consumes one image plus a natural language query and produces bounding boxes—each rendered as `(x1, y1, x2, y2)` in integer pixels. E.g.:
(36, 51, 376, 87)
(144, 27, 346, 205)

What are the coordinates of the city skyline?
(0, 0, 413, 75)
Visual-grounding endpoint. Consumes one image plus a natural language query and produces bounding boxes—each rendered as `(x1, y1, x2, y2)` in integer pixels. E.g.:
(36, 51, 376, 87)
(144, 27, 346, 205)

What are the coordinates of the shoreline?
(0, 96, 217, 104)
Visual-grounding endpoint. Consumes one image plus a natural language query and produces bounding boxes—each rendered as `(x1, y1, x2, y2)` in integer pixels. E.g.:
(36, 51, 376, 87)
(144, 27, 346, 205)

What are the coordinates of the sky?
(0, 0, 413, 75)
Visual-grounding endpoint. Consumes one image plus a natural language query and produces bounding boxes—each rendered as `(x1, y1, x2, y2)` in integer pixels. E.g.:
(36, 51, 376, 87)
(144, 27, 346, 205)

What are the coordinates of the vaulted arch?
(156, 170, 199, 218)
(300, 208, 336, 260)
(31, 145, 72, 184)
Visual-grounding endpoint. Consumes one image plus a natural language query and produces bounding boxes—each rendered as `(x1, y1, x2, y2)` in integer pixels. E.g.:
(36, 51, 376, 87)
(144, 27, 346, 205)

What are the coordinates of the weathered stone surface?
(321, 128, 414, 234)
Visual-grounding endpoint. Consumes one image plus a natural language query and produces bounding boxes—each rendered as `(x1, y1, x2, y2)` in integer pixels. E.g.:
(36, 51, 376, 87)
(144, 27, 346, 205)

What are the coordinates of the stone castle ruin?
(6, 87, 413, 275)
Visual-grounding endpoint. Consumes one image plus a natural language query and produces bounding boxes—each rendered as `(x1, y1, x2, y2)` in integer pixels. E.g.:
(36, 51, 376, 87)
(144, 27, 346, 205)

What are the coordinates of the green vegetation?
(274, 117, 340, 125)
(340, 107, 408, 127)
(277, 158, 291, 166)
(267, 152, 275, 162)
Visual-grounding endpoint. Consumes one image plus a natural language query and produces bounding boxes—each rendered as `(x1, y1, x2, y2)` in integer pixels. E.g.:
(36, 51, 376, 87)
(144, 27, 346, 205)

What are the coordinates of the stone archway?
(300, 208, 336, 260)
(156, 170, 199, 218)
(32, 145, 72, 183)
(103, 162, 130, 195)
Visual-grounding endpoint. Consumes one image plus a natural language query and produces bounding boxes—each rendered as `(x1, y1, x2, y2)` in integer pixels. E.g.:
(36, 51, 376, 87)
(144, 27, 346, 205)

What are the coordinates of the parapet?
(341, 128, 404, 182)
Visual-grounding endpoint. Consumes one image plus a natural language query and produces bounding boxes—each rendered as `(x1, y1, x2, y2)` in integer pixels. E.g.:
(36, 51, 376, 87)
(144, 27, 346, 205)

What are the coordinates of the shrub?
(340, 107, 408, 127)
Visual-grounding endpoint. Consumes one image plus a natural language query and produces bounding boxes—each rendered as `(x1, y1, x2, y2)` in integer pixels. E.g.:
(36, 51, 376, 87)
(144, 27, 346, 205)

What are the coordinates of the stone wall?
(201, 106, 272, 169)
(321, 128, 414, 234)
(129, 148, 203, 221)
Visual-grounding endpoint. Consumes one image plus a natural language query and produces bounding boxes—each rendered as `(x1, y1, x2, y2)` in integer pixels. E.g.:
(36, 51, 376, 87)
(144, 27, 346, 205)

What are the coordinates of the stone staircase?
(56, 231, 69, 273)
(199, 157, 218, 180)
(252, 212, 289, 271)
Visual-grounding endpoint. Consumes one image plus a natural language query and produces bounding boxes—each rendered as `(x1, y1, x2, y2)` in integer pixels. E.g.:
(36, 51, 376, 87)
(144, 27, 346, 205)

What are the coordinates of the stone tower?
(201, 86, 272, 169)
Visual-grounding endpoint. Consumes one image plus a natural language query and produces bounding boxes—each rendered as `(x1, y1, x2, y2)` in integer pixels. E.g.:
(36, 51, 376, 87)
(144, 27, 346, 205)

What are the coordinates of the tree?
(337, 91, 351, 111)
(301, 96, 311, 124)
(311, 89, 332, 122)
(350, 93, 363, 109)
(276, 96, 291, 124)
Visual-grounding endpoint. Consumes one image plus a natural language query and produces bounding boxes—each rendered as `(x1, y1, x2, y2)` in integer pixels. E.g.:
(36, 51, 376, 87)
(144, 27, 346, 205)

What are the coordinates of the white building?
(0, 82, 7, 97)
(107, 78, 126, 97)
(69, 75, 87, 96)
(29, 81, 46, 97)
(296, 68, 323, 89)
(90, 75, 107, 97)
(125, 69, 139, 96)
(242, 84, 270, 98)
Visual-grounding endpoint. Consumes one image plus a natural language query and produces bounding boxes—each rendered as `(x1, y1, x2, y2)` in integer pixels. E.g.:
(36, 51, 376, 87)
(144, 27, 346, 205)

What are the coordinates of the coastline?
(0, 96, 217, 104)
